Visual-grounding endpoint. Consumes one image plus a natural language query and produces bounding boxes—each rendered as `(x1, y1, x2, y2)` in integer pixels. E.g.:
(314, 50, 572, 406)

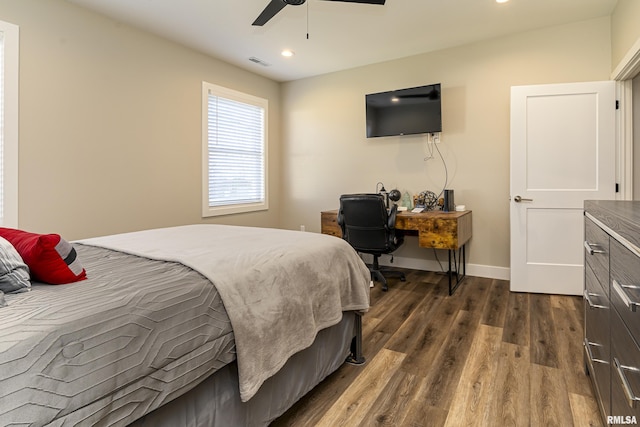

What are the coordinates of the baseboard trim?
(366, 254, 510, 281)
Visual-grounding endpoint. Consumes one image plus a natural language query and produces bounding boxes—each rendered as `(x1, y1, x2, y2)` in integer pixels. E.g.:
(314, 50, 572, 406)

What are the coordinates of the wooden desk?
(321, 209, 472, 294)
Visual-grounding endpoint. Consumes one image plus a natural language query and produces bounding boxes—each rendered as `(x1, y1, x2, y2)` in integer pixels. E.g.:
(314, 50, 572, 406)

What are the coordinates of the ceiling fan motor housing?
(253, 0, 385, 26)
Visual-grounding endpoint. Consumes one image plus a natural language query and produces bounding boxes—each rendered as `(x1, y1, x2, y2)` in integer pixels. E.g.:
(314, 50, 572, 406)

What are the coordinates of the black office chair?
(337, 193, 406, 291)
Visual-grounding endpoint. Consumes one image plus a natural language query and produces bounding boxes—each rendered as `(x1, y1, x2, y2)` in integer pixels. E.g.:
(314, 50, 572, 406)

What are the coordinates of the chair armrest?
(388, 204, 398, 230)
(337, 209, 346, 236)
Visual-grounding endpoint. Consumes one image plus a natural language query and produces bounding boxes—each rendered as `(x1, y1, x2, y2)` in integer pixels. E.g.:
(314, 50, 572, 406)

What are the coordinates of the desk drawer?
(610, 239, 640, 346)
(395, 216, 460, 249)
(321, 211, 342, 237)
(611, 309, 640, 418)
(584, 217, 609, 290)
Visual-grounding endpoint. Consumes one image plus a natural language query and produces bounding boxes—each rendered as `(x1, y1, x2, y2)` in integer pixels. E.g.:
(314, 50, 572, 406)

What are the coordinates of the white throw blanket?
(77, 225, 370, 402)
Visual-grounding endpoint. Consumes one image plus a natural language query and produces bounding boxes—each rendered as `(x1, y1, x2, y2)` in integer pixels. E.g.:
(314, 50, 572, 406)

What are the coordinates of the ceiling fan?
(252, 0, 386, 27)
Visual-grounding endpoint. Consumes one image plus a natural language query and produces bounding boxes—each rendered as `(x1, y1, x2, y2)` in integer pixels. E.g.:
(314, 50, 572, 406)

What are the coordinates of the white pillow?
(0, 236, 31, 294)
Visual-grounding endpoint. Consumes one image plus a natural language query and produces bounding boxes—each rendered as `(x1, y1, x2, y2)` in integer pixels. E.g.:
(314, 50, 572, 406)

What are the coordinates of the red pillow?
(0, 228, 86, 284)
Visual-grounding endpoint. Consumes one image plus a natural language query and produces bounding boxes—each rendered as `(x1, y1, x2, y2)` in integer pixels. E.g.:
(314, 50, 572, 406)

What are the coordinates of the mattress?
(0, 244, 236, 426)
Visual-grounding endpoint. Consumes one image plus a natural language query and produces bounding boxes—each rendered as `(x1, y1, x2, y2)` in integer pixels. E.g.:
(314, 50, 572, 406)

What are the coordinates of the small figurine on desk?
(401, 191, 413, 210)
(415, 190, 439, 211)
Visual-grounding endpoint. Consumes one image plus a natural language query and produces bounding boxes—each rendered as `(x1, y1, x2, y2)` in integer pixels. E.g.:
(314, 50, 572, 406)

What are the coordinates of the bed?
(0, 224, 370, 426)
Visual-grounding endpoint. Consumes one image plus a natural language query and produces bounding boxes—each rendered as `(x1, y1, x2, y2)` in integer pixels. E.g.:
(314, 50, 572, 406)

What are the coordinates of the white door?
(510, 81, 616, 295)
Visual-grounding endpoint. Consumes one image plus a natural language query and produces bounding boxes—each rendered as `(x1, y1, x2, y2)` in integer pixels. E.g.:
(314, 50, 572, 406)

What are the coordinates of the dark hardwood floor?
(272, 269, 603, 427)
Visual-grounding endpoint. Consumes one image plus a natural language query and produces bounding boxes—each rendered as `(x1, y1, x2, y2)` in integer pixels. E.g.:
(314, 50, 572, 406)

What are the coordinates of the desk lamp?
(388, 189, 401, 206)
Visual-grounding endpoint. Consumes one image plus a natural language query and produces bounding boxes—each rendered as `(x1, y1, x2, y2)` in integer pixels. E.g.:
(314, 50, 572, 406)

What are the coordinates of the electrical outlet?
(428, 133, 441, 144)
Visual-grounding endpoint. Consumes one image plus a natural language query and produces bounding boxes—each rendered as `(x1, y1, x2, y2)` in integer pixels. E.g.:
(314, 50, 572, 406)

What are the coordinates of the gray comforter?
(0, 245, 235, 426)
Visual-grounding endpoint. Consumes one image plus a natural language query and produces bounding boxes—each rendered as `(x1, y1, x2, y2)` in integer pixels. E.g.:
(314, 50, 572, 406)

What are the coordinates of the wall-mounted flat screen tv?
(365, 83, 441, 138)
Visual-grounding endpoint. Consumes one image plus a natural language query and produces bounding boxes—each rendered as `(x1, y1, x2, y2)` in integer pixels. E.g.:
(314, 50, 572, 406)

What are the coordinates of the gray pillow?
(0, 290, 6, 307)
(0, 236, 31, 294)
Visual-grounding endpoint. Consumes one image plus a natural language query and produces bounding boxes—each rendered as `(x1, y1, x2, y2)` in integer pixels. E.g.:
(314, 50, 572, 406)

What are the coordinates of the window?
(0, 20, 18, 227)
(202, 82, 268, 217)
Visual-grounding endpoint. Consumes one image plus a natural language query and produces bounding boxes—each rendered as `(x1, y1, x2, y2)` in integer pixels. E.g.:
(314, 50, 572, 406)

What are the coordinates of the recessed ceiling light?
(496, 0, 509, 3)
(281, 49, 295, 57)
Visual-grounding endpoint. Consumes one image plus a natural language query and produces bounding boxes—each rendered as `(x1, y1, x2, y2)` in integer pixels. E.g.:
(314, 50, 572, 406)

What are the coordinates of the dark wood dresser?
(584, 200, 640, 424)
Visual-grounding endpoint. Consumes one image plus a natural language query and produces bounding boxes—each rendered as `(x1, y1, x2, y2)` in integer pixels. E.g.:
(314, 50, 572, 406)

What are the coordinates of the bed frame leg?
(346, 312, 366, 365)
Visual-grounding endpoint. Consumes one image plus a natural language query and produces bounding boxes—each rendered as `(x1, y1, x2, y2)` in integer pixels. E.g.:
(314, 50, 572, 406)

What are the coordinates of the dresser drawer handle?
(584, 339, 608, 364)
(583, 241, 605, 255)
(613, 279, 640, 312)
(614, 357, 640, 409)
(583, 290, 607, 309)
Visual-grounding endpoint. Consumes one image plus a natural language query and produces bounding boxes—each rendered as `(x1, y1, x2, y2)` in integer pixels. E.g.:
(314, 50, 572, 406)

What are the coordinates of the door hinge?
(616, 183, 620, 193)
(616, 100, 620, 110)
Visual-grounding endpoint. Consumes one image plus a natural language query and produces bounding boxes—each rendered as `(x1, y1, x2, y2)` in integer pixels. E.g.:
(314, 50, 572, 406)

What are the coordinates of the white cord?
(434, 140, 448, 198)
(424, 133, 449, 198)
(424, 135, 435, 161)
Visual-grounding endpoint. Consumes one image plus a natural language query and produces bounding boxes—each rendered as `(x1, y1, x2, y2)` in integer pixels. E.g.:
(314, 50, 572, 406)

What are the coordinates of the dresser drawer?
(585, 259, 608, 302)
(611, 309, 640, 418)
(585, 217, 610, 290)
(610, 239, 640, 347)
(584, 262, 611, 416)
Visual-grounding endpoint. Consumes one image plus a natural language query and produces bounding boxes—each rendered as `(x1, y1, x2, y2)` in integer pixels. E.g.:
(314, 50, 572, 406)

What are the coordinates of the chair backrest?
(338, 193, 398, 254)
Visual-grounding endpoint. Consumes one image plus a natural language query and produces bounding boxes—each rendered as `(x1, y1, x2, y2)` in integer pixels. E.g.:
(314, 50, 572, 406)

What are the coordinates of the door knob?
(513, 195, 533, 202)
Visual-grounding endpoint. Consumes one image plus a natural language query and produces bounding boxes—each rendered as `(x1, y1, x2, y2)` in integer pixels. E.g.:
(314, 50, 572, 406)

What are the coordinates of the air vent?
(249, 57, 271, 67)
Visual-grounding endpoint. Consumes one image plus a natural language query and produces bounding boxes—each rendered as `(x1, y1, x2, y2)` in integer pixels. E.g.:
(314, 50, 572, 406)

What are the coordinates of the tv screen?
(365, 83, 441, 138)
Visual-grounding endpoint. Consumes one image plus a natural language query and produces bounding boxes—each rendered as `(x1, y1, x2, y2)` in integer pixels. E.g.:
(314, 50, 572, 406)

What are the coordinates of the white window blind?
(202, 82, 268, 217)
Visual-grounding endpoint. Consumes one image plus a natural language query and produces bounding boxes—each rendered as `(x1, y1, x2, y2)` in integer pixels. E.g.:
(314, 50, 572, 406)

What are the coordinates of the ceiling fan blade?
(252, 0, 288, 26)
(323, 0, 386, 4)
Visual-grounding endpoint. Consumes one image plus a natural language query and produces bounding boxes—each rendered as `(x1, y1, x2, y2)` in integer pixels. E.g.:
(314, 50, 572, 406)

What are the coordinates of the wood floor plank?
(530, 364, 574, 427)
(568, 392, 604, 427)
(414, 310, 480, 409)
(487, 342, 531, 426)
(503, 291, 530, 347)
(396, 291, 464, 378)
(368, 276, 422, 320)
(383, 287, 446, 355)
(530, 293, 560, 368)
(314, 348, 405, 427)
(357, 370, 420, 427)
(455, 276, 493, 315)
(480, 279, 510, 327)
(443, 324, 503, 427)
(398, 403, 449, 427)
(373, 285, 434, 336)
(552, 301, 593, 396)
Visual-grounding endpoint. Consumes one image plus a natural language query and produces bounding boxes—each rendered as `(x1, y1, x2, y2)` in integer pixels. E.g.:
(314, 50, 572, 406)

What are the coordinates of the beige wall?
(611, 0, 640, 70)
(280, 17, 612, 274)
(0, 0, 282, 240)
(0, 0, 619, 274)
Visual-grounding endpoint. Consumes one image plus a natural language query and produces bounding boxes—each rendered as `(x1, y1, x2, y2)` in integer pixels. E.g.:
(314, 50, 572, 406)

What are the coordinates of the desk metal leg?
(448, 244, 467, 296)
